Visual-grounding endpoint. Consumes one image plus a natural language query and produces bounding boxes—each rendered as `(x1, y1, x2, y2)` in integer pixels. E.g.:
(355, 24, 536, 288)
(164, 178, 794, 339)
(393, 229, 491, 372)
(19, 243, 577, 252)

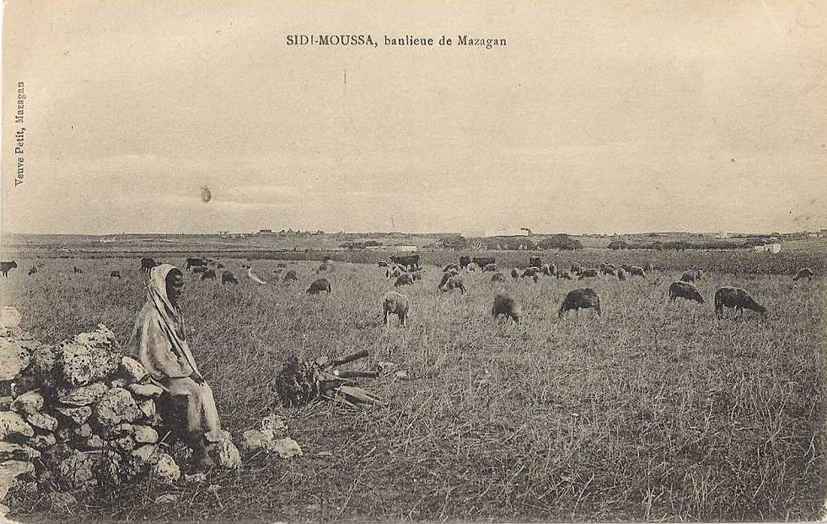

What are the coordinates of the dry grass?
(1, 254, 825, 522)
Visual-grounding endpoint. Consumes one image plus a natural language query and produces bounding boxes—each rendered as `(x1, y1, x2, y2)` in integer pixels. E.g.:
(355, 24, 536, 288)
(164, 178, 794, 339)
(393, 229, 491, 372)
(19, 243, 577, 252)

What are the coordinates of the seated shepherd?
(126, 263, 222, 468)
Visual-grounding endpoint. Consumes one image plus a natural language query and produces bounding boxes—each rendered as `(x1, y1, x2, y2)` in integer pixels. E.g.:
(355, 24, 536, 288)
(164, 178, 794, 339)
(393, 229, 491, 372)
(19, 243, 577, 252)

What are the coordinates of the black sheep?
(714, 286, 766, 319)
(307, 278, 332, 295)
(492, 293, 521, 323)
(559, 288, 601, 318)
(668, 281, 704, 304)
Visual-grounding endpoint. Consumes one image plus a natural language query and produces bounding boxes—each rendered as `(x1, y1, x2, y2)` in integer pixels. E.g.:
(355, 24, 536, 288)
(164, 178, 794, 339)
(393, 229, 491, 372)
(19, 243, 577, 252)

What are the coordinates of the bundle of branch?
(273, 350, 383, 409)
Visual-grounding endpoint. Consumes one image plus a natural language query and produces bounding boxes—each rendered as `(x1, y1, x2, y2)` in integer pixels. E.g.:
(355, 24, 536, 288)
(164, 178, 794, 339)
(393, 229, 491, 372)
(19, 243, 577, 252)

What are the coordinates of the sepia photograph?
(1, 1, 826, 522)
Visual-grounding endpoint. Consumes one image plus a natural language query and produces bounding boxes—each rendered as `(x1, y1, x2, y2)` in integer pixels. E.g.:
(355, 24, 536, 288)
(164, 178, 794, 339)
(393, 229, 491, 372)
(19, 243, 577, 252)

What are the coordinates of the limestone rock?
(260, 414, 288, 436)
(93, 388, 143, 430)
(83, 435, 105, 450)
(73, 423, 93, 439)
(138, 399, 156, 419)
(240, 429, 277, 453)
(106, 423, 134, 438)
(55, 405, 92, 425)
(0, 306, 22, 329)
(0, 442, 40, 461)
(73, 324, 118, 351)
(205, 429, 232, 443)
(120, 356, 148, 383)
(133, 425, 159, 444)
(0, 411, 34, 440)
(272, 438, 303, 459)
(26, 412, 58, 432)
(127, 383, 164, 399)
(152, 453, 181, 484)
(113, 436, 136, 452)
(58, 382, 109, 407)
(59, 340, 119, 387)
(0, 396, 11, 410)
(0, 338, 30, 381)
(30, 432, 57, 449)
(110, 378, 128, 389)
(206, 438, 241, 469)
(10, 390, 44, 415)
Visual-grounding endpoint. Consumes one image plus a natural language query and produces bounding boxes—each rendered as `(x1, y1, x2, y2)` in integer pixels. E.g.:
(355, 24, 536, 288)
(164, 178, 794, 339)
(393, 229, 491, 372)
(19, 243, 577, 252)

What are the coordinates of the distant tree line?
(607, 237, 778, 251)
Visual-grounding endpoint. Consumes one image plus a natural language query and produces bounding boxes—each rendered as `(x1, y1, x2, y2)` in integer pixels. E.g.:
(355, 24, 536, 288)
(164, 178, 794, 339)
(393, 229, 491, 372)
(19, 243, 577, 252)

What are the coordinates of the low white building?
(394, 245, 418, 252)
(753, 243, 781, 254)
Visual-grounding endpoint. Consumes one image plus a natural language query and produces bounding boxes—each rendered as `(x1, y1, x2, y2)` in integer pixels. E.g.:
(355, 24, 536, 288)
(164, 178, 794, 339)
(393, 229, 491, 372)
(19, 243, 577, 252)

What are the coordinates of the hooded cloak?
(127, 264, 203, 380)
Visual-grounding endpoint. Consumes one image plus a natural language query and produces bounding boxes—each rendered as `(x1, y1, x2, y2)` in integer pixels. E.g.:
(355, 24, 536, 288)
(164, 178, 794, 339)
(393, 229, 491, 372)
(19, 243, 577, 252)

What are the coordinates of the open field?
(1, 249, 825, 521)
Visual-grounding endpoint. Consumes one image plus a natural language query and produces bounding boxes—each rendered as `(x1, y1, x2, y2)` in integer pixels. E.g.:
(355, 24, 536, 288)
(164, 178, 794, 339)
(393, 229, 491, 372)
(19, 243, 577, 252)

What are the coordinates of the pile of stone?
(0, 322, 239, 506)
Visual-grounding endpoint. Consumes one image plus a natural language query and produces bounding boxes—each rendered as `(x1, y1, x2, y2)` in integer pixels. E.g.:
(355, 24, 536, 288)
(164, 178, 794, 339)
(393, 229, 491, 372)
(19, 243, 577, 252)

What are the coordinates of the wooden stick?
(325, 349, 369, 369)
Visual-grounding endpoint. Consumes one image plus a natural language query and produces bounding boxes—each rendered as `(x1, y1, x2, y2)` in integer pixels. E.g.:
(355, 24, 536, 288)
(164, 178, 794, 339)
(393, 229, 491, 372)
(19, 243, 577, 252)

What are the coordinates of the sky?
(2, 0, 826, 235)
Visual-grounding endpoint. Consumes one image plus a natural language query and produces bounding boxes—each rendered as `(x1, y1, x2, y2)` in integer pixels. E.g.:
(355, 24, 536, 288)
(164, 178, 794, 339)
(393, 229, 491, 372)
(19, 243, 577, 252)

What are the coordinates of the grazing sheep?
(317, 263, 331, 272)
(570, 263, 582, 275)
(492, 293, 521, 323)
(541, 263, 553, 276)
(620, 264, 634, 273)
(628, 266, 646, 278)
(201, 269, 216, 281)
(443, 263, 460, 273)
(680, 269, 703, 283)
(599, 263, 616, 275)
(109, 271, 120, 279)
(491, 272, 506, 283)
(603, 267, 617, 276)
(411, 271, 423, 281)
(307, 278, 332, 295)
(465, 263, 479, 272)
(277, 262, 287, 268)
(616, 268, 626, 281)
(644, 263, 654, 272)
(378, 261, 389, 268)
(668, 281, 704, 304)
(510, 268, 520, 280)
(438, 271, 454, 289)
(483, 263, 498, 272)
(440, 275, 466, 294)
(793, 268, 814, 281)
(557, 270, 573, 280)
(0, 261, 18, 277)
(559, 288, 601, 318)
(714, 286, 766, 319)
(394, 273, 414, 287)
(141, 257, 158, 272)
(73, 266, 82, 274)
(529, 257, 542, 268)
(192, 265, 208, 274)
(382, 291, 409, 326)
(221, 271, 238, 285)
(578, 268, 599, 279)
(521, 267, 541, 282)
(548, 263, 558, 276)
(282, 270, 298, 283)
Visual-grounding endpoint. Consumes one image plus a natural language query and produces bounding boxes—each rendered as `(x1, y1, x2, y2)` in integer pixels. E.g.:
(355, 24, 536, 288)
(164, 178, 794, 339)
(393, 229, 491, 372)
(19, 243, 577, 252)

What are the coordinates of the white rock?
(0, 411, 34, 440)
(30, 432, 57, 449)
(206, 438, 242, 469)
(10, 390, 44, 414)
(0, 338, 30, 381)
(127, 383, 164, 399)
(138, 399, 156, 419)
(131, 444, 160, 466)
(25, 412, 58, 432)
(94, 388, 143, 429)
(240, 429, 276, 453)
(272, 438, 303, 459)
(55, 405, 92, 425)
(155, 494, 178, 504)
(58, 382, 109, 407)
(120, 356, 148, 383)
(152, 453, 181, 484)
(133, 425, 159, 444)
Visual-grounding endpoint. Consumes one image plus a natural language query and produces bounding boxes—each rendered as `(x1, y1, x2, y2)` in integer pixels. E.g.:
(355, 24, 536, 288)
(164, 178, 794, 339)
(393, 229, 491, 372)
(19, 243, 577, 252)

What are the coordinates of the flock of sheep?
(377, 257, 817, 326)
(1, 254, 817, 328)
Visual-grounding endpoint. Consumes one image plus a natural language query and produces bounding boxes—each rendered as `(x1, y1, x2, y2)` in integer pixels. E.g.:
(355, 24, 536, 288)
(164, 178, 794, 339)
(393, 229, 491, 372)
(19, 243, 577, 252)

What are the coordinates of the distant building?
(753, 243, 781, 254)
(257, 229, 276, 235)
(717, 231, 730, 239)
(394, 245, 418, 252)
